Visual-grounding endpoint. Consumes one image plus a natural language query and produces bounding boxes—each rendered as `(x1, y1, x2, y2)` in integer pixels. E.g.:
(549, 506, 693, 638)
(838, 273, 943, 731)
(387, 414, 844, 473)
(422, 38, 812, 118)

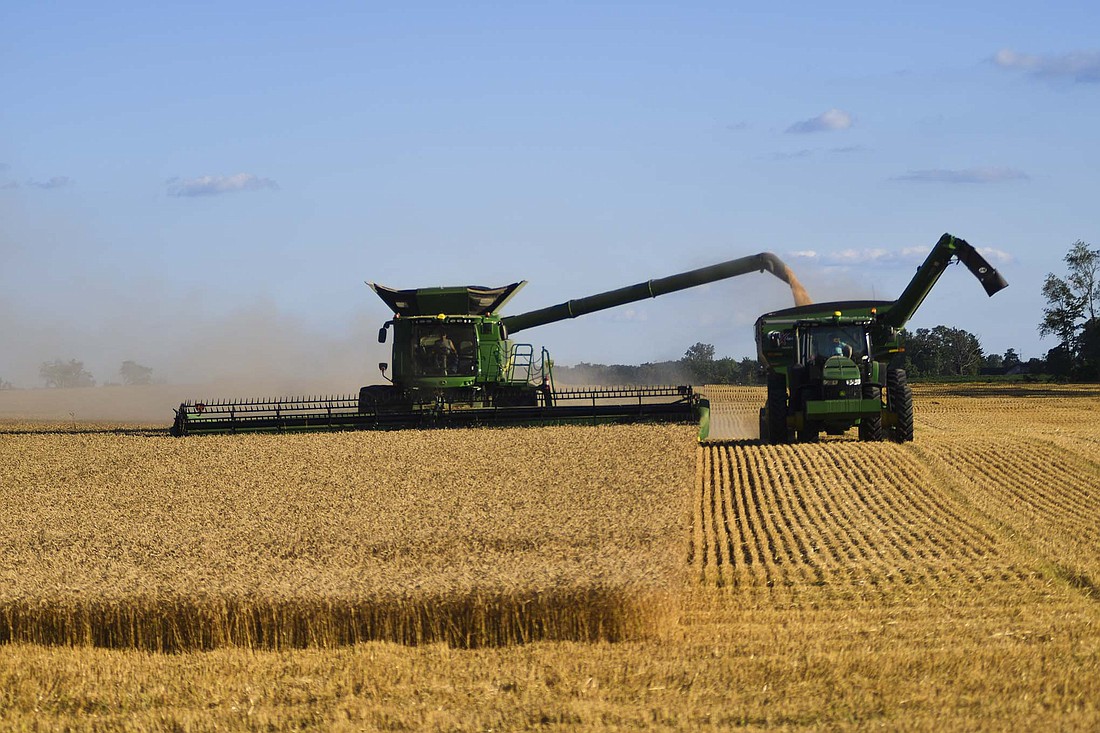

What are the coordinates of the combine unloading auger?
(171, 252, 802, 437)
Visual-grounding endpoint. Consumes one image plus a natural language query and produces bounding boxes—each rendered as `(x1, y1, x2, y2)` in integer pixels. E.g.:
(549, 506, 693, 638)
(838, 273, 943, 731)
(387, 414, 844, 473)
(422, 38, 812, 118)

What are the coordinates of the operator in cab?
(418, 326, 459, 375)
(815, 330, 854, 360)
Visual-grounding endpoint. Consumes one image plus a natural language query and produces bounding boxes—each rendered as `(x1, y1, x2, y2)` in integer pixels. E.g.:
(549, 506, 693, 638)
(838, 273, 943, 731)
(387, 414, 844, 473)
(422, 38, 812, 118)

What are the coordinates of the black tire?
(887, 369, 914, 442)
(765, 372, 790, 444)
(493, 386, 539, 407)
(359, 385, 406, 414)
(358, 385, 385, 413)
(858, 381, 886, 442)
(797, 425, 820, 443)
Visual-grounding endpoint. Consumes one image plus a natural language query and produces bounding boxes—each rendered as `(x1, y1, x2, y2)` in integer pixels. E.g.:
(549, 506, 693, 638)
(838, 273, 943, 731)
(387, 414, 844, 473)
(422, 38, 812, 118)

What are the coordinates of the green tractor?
(756, 233, 1008, 444)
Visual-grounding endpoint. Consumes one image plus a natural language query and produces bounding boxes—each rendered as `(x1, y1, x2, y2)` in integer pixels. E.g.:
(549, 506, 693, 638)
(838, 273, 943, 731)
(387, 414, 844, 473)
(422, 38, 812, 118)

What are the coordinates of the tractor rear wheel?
(858, 382, 885, 441)
(765, 372, 790, 444)
(887, 368, 914, 442)
(797, 425, 820, 443)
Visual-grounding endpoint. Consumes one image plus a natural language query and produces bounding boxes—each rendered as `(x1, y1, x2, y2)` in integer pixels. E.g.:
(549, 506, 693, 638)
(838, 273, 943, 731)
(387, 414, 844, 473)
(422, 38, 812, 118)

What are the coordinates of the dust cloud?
(0, 296, 389, 424)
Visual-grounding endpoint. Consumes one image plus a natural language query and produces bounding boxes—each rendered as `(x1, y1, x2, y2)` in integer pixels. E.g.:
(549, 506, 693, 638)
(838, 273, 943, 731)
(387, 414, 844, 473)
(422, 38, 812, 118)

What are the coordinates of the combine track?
(691, 384, 1100, 601)
(690, 443, 1033, 596)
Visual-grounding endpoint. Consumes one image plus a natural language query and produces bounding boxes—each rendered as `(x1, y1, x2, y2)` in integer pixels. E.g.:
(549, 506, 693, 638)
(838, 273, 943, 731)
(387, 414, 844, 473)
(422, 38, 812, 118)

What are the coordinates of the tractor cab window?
(801, 326, 868, 363)
(412, 322, 477, 377)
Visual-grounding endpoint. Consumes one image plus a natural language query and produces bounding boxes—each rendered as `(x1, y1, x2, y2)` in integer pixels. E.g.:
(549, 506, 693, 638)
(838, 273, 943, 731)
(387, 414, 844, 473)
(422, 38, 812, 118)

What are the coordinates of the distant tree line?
(556, 343, 766, 386)
(28, 359, 155, 389)
(899, 328, 1044, 378)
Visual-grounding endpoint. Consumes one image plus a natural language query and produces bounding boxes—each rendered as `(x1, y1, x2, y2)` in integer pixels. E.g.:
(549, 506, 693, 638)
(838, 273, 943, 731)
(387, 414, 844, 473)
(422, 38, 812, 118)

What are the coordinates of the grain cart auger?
(755, 233, 1008, 445)
(171, 252, 802, 437)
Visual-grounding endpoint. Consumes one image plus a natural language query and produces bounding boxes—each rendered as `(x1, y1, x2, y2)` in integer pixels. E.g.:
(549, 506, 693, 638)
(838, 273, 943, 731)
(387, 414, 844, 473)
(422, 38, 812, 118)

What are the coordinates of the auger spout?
(879, 233, 1008, 330)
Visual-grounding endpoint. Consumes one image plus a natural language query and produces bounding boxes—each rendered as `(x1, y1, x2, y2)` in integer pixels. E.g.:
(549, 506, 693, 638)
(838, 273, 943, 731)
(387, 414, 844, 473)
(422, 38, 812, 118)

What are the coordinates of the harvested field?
(693, 383, 1100, 597)
(2, 384, 1099, 730)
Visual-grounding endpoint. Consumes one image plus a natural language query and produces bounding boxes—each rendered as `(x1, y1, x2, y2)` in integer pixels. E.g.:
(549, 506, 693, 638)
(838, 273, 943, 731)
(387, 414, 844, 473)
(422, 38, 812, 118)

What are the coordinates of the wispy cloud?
(892, 167, 1028, 184)
(994, 48, 1100, 83)
(1, 181, 18, 190)
(26, 176, 73, 189)
(773, 149, 814, 161)
(771, 145, 864, 161)
(790, 246, 1015, 266)
(786, 108, 853, 134)
(166, 173, 279, 197)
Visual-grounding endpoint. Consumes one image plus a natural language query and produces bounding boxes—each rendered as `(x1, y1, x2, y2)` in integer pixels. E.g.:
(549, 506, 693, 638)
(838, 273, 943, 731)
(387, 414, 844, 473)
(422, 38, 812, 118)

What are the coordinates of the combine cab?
(173, 252, 805, 437)
(756, 233, 1008, 443)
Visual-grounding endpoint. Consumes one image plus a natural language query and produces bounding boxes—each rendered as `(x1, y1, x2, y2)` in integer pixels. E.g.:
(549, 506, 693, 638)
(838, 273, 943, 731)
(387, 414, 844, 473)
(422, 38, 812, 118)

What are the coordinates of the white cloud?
(786, 108, 853, 134)
(598, 307, 649, 323)
(892, 167, 1028, 184)
(789, 246, 1015, 267)
(26, 176, 73, 189)
(772, 149, 814, 160)
(977, 247, 1015, 265)
(994, 48, 1100, 83)
(167, 173, 279, 197)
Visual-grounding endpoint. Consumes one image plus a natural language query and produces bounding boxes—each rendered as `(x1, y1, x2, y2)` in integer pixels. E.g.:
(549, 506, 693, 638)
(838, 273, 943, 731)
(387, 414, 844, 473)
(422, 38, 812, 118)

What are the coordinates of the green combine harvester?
(171, 252, 803, 437)
(756, 233, 1008, 444)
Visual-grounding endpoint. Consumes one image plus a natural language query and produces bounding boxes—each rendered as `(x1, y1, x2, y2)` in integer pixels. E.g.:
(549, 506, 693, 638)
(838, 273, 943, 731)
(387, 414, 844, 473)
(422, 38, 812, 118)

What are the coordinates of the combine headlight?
(822, 379, 838, 386)
(846, 378, 861, 386)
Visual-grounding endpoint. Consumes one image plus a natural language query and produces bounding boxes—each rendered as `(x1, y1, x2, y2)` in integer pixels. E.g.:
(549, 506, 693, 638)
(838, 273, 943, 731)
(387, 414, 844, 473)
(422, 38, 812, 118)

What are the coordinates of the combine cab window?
(411, 322, 477, 377)
(802, 326, 869, 363)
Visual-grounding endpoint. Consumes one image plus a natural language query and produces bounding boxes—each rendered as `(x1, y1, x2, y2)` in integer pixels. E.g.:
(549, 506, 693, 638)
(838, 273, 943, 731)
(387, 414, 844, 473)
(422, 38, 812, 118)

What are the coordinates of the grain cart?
(172, 252, 804, 436)
(755, 233, 1008, 444)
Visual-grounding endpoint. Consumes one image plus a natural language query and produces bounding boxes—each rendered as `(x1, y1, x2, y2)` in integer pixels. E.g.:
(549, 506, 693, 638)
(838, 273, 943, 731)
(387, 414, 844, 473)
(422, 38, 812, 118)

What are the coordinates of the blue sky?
(2, 1, 1098, 388)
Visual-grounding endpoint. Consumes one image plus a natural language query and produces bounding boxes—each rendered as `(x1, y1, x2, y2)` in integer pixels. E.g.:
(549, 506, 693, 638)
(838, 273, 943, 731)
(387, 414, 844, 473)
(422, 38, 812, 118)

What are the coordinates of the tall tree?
(681, 342, 717, 383)
(119, 360, 154, 386)
(40, 359, 96, 388)
(1040, 241, 1100, 377)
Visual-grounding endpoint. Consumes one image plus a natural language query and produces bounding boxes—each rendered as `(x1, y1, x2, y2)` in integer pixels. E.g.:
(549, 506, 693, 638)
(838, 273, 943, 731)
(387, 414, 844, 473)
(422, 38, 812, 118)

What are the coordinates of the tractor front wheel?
(887, 369, 914, 442)
(858, 382, 885, 441)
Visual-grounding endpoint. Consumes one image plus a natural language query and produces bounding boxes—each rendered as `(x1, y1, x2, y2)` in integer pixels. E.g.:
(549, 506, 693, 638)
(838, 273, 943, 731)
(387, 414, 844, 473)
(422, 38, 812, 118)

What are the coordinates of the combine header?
(755, 233, 1008, 443)
(172, 252, 803, 437)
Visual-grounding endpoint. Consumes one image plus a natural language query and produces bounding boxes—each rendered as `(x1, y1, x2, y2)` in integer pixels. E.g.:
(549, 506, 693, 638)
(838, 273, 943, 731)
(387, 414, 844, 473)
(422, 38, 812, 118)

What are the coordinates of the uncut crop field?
(2, 384, 1099, 730)
(0, 423, 695, 649)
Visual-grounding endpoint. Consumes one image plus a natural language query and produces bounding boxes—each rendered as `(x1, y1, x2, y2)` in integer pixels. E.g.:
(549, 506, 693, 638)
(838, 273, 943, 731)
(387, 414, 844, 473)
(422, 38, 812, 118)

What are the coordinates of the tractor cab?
(799, 323, 872, 366)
